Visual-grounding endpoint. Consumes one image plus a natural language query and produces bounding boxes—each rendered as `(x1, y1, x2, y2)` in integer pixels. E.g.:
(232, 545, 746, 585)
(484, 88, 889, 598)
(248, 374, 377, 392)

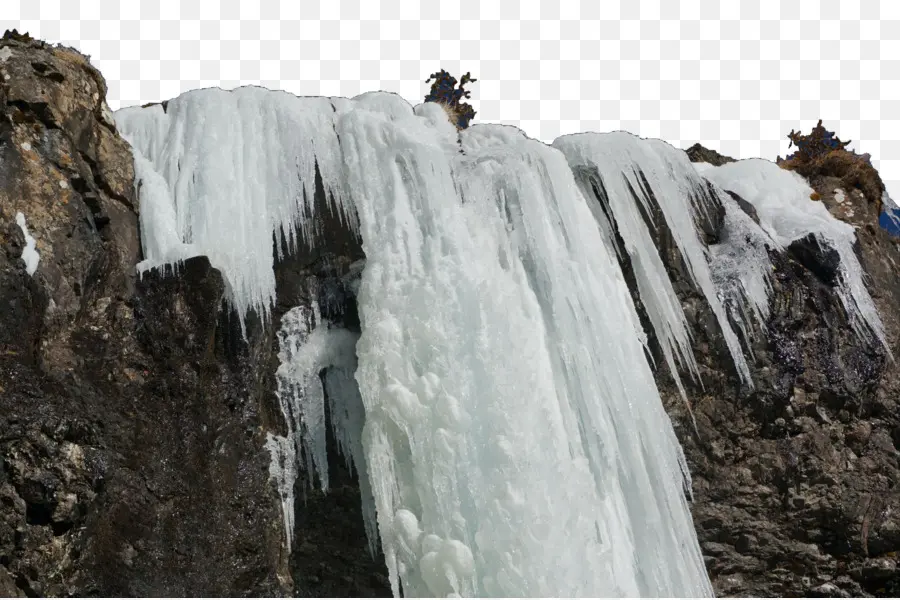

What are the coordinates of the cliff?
(2, 33, 899, 597)
(0, 32, 386, 596)
(651, 156, 900, 597)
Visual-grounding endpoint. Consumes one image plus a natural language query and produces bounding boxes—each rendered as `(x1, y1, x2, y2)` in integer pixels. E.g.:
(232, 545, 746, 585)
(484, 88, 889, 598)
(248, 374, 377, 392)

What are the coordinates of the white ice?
(706, 192, 776, 358)
(118, 87, 716, 597)
(701, 158, 891, 357)
(115, 88, 355, 333)
(14, 212, 40, 275)
(553, 132, 753, 390)
(347, 111, 711, 596)
(264, 432, 297, 553)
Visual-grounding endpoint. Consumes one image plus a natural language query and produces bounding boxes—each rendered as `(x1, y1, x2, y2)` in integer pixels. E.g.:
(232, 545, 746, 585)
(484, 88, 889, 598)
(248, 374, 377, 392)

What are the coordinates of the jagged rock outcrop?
(686, 142, 737, 167)
(0, 32, 387, 597)
(650, 145, 900, 597)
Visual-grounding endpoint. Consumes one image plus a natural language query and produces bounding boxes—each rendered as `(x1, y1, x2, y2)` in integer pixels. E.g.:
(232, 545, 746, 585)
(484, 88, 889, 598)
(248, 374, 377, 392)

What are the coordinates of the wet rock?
(724, 189, 761, 225)
(0, 566, 24, 598)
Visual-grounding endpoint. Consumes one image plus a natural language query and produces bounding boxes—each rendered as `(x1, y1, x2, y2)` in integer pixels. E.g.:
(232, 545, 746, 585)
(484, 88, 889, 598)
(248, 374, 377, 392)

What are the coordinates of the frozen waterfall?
(116, 87, 720, 597)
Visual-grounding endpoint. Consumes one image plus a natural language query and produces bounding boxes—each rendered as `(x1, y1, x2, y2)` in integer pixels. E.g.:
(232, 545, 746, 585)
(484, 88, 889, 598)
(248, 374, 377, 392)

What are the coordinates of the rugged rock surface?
(0, 32, 387, 597)
(686, 142, 737, 167)
(4, 31, 900, 598)
(651, 145, 900, 597)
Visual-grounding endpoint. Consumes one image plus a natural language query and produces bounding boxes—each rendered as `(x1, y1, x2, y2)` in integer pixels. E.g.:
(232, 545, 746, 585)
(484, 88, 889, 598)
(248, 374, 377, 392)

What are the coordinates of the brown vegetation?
(777, 121, 886, 214)
(780, 149, 886, 214)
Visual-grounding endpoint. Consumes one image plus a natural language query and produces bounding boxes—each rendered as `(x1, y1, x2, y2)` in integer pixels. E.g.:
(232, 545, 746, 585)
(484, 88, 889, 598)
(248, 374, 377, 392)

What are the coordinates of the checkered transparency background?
(4, 0, 900, 199)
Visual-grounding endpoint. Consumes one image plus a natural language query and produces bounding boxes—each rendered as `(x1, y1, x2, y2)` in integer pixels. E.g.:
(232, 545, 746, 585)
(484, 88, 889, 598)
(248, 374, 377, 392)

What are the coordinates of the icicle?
(553, 132, 754, 390)
(707, 191, 777, 353)
(115, 88, 356, 335)
(264, 433, 297, 553)
(264, 299, 379, 555)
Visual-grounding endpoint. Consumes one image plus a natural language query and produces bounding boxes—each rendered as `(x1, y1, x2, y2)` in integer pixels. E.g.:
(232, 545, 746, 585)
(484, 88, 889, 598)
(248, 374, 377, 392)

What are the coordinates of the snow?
(117, 86, 728, 598)
(553, 132, 753, 390)
(701, 158, 891, 357)
(14, 212, 40, 275)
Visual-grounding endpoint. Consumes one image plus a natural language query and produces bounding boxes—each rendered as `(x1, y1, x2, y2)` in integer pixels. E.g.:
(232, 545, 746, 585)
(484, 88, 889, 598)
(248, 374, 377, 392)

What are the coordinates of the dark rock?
(725, 189, 761, 225)
(685, 142, 737, 167)
(787, 233, 842, 285)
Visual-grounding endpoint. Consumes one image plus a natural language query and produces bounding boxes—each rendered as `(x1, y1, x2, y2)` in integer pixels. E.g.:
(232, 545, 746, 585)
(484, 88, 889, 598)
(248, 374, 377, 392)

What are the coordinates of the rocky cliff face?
(2, 32, 899, 598)
(0, 32, 387, 597)
(642, 160, 900, 597)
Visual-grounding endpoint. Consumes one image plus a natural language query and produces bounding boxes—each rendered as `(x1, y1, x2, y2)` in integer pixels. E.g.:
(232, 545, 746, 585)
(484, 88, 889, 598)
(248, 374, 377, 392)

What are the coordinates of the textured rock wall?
(0, 32, 290, 596)
(641, 151, 900, 597)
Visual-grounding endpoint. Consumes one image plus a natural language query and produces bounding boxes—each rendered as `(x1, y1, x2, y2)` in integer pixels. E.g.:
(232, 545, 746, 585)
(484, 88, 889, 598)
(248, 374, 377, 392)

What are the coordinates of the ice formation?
(116, 87, 725, 597)
(553, 133, 753, 390)
(701, 159, 891, 357)
(115, 89, 356, 333)
(265, 300, 377, 555)
(706, 193, 776, 358)
(350, 116, 709, 597)
(14, 212, 40, 275)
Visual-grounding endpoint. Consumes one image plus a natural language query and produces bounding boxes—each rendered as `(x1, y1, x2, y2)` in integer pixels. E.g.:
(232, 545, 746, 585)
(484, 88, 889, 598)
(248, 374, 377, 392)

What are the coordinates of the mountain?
(2, 32, 899, 598)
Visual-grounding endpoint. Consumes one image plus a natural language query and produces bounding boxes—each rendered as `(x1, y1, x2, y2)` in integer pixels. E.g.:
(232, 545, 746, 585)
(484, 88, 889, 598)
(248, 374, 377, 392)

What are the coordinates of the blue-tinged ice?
(265, 300, 378, 555)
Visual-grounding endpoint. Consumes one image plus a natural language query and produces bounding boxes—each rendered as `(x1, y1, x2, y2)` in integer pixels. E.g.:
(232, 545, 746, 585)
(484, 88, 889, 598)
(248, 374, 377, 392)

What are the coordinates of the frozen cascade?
(344, 110, 711, 596)
(700, 159, 891, 358)
(553, 133, 753, 389)
(117, 88, 714, 597)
